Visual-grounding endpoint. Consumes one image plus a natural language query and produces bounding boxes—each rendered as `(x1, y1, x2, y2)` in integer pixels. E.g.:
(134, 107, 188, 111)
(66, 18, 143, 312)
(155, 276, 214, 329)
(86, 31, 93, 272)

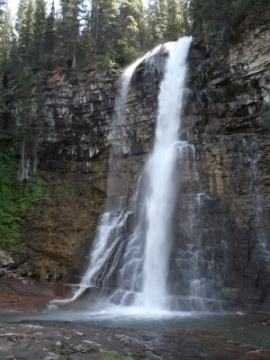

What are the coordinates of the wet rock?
(72, 330, 84, 336)
(82, 339, 101, 349)
(44, 352, 62, 360)
(0, 320, 269, 360)
(53, 341, 63, 348)
(0, 251, 14, 267)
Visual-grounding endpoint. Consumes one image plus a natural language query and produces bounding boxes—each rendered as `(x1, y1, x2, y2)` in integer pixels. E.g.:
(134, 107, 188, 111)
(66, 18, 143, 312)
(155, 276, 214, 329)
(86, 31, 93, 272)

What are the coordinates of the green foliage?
(91, 0, 118, 57)
(116, 45, 141, 66)
(96, 56, 119, 70)
(190, 0, 270, 43)
(100, 351, 135, 360)
(0, 140, 45, 252)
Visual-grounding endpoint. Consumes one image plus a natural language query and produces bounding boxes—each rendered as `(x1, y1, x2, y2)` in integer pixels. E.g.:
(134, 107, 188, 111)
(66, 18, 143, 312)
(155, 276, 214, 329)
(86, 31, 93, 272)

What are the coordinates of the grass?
(100, 351, 135, 360)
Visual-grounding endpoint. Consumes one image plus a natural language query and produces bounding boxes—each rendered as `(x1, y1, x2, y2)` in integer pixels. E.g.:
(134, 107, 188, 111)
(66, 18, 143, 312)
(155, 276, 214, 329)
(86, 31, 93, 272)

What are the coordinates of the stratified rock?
(16, 24, 270, 309)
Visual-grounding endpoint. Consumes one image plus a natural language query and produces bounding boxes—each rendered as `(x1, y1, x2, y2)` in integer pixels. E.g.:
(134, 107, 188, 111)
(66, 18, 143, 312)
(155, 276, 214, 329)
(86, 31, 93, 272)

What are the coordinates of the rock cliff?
(179, 24, 270, 307)
(4, 23, 270, 308)
(22, 68, 118, 282)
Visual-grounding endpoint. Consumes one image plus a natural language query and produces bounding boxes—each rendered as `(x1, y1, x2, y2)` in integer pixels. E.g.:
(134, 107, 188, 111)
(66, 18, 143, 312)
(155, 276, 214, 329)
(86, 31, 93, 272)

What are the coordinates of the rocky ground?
(0, 319, 270, 360)
(0, 272, 270, 359)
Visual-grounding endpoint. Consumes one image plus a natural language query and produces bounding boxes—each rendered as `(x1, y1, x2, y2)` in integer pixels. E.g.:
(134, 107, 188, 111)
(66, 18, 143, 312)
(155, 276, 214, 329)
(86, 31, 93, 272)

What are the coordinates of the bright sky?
(8, 0, 60, 19)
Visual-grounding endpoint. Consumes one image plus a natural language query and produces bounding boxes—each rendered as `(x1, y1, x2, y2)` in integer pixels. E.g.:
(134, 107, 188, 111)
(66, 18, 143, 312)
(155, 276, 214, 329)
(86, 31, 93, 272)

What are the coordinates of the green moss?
(100, 352, 135, 360)
(0, 143, 45, 253)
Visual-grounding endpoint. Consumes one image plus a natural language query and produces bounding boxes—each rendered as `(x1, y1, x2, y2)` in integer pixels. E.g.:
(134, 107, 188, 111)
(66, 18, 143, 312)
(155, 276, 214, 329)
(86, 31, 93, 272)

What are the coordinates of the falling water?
(52, 44, 165, 305)
(141, 38, 192, 310)
(52, 38, 192, 311)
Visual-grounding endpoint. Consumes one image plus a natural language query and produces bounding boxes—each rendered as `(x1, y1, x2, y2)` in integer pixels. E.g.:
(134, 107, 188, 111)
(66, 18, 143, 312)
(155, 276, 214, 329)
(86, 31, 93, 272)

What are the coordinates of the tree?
(14, 67, 45, 183)
(188, 0, 270, 42)
(16, 0, 35, 62)
(44, 0, 56, 67)
(31, 0, 47, 68)
(90, 0, 118, 57)
(116, 0, 145, 64)
(146, 0, 165, 46)
(77, 11, 92, 67)
(57, 0, 85, 68)
(165, 0, 188, 40)
(0, 2, 13, 68)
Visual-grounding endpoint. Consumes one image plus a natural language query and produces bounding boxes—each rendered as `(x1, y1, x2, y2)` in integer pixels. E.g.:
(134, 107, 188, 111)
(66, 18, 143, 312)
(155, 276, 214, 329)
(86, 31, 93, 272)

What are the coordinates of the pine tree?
(91, 0, 118, 57)
(116, 0, 145, 64)
(31, 0, 47, 68)
(0, 0, 5, 35)
(78, 11, 92, 68)
(44, 0, 56, 67)
(15, 67, 45, 183)
(57, 0, 85, 68)
(146, 0, 166, 46)
(165, 0, 188, 40)
(0, 1, 13, 66)
(16, 0, 35, 62)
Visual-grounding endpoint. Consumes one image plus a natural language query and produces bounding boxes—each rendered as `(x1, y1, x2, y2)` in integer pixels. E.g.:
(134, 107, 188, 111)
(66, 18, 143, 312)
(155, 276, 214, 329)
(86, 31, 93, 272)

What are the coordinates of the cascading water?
(141, 38, 192, 310)
(53, 37, 193, 312)
(52, 45, 164, 305)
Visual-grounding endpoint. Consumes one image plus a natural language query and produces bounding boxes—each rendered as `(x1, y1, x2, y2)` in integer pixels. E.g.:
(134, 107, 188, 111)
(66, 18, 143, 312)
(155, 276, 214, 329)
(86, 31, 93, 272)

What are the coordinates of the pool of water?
(1, 302, 270, 351)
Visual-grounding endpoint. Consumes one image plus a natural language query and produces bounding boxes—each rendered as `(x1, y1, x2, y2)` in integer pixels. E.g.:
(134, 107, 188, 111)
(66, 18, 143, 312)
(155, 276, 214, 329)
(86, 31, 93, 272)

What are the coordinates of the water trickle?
(242, 138, 270, 266)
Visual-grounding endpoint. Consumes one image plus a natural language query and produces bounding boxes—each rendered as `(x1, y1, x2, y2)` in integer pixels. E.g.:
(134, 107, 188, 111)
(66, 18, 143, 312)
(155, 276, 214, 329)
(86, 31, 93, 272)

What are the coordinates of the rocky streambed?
(0, 279, 270, 359)
(0, 319, 270, 360)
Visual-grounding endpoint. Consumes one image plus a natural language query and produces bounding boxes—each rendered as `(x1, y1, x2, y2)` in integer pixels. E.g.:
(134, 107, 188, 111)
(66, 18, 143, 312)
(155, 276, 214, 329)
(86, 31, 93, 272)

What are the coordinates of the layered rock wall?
(22, 69, 117, 281)
(179, 25, 270, 306)
(16, 25, 270, 308)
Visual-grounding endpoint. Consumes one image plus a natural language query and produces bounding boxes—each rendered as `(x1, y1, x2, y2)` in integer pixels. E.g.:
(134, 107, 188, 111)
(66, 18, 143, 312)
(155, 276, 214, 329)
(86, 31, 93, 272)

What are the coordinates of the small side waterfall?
(242, 139, 270, 267)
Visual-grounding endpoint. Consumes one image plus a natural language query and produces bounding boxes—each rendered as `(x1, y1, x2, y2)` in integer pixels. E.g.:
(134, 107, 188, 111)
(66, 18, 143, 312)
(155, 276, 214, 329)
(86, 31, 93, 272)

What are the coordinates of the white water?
(141, 37, 192, 310)
(52, 44, 165, 305)
(52, 38, 192, 312)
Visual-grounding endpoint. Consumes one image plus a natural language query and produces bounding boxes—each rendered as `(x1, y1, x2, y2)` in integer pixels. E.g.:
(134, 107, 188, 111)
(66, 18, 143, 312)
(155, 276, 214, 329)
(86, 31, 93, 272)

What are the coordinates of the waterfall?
(52, 37, 192, 311)
(141, 38, 192, 310)
(52, 44, 164, 305)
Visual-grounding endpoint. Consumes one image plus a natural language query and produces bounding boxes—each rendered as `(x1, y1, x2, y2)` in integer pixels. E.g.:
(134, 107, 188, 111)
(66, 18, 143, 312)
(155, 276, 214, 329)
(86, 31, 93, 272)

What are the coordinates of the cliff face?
(179, 25, 270, 306)
(17, 25, 270, 307)
(22, 69, 118, 281)
(22, 62, 160, 282)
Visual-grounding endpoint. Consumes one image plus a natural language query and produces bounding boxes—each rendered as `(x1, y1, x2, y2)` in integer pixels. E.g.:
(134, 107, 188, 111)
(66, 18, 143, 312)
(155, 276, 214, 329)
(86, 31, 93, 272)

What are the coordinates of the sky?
(8, 0, 60, 18)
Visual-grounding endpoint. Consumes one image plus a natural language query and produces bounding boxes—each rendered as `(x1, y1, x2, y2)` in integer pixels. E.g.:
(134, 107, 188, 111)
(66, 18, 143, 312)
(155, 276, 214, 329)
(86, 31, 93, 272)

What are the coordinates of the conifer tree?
(44, 0, 56, 66)
(58, 0, 85, 68)
(146, 0, 166, 46)
(91, 0, 118, 57)
(165, 0, 188, 40)
(16, 0, 35, 62)
(78, 11, 92, 67)
(0, 1, 13, 66)
(116, 0, 145, 64)
(31, 0, 47, 67)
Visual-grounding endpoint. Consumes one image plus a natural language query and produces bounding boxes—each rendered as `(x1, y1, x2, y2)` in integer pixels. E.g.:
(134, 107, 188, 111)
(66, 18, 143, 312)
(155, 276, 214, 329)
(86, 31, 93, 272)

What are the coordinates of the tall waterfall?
(141, 38, 192, 310)
(53, 37, 192, 310)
